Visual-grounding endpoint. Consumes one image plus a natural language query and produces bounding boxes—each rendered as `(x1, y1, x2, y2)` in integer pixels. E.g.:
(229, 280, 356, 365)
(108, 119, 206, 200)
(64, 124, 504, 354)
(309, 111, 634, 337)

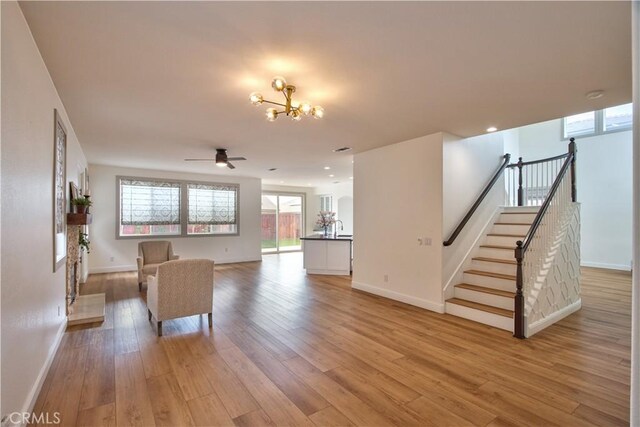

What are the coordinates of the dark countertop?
(300, 234, 353, 241)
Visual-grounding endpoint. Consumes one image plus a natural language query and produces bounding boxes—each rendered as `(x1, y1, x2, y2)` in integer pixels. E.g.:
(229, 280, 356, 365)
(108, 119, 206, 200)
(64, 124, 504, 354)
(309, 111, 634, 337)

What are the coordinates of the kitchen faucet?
(334, 220, 344, 238)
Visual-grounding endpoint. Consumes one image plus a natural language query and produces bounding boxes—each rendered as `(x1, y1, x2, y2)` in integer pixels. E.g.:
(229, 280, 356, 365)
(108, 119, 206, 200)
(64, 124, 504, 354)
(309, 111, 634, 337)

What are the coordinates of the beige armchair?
(137, 241, 179, 291)
(146, 259, 215, 336)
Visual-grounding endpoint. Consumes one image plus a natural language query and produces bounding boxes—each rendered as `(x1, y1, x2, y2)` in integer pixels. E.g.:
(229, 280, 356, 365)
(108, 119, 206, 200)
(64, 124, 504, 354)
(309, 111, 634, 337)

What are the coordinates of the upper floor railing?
(443, 138, 577, 247)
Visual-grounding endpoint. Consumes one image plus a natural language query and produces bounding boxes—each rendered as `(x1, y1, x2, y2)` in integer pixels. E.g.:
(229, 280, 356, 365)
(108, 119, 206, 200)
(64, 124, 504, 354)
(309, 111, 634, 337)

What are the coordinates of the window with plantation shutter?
(188, 183, 238, 235)
(117, 176, 240, 238)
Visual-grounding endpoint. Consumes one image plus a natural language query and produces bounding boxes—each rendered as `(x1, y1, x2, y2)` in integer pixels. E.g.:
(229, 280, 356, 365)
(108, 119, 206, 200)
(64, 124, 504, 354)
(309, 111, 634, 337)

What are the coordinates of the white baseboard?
(89, 264, 137, 274)
(89, 257, 262, 274)
(351, 281, 445, 313)
(526, 299, 582, 337)
(581, 261, 631, 271)
(21, 319, 66, 419)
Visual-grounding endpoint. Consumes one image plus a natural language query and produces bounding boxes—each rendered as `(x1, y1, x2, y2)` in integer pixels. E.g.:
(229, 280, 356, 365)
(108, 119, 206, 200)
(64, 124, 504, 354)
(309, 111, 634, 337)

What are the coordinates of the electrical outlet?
(424, 237, 432, 246)
(417, 238, 423, 246)
(384, 274, 389, 282)
(225, 247, 228, 253)
(57, 305, 61, 316)
(110, 256, 115, 262)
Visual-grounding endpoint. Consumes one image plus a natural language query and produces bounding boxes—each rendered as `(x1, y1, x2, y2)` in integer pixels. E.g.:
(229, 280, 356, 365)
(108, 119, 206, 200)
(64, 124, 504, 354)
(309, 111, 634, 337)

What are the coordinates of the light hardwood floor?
(33, 253, 631, 426)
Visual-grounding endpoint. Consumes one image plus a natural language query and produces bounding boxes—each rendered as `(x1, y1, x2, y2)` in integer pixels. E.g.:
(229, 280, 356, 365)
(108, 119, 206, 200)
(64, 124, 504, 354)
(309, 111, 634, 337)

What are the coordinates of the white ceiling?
(19, 1, 631, 187)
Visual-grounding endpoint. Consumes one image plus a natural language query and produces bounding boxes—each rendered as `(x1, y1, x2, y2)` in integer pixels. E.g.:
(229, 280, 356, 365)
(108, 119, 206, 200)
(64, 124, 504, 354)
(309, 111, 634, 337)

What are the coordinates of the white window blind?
(120, 178, 181, 225)
(188, 183, 238, 225)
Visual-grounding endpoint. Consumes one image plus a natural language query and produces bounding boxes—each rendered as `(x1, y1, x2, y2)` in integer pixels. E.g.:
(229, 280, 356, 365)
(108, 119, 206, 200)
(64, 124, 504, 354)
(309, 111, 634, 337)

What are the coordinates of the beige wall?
(353, 133, 444, 312)
(88, 164, 262, 273)
(1, 1, 88, 416)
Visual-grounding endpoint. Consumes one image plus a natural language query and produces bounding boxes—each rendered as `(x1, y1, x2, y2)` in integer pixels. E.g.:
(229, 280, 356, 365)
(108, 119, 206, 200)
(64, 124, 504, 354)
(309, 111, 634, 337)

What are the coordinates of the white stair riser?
(445, 302, 513, 332)
(477, 247, 515, 260)
(491, 224, 531, 235)
(503, 206, 540, 214)
(463, 272, 516, 292)
(471, 259, 516, 276)
(499, 213, 537, 224)
(454, 287, 514, 311)
(485, 235, 524, 247)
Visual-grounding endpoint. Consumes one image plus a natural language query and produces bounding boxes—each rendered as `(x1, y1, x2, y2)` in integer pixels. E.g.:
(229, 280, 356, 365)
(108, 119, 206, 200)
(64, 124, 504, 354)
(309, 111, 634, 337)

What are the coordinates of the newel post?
(514, 240, 525, 339)
(569, 138, 577, 202)
(517, 157, 524, 206)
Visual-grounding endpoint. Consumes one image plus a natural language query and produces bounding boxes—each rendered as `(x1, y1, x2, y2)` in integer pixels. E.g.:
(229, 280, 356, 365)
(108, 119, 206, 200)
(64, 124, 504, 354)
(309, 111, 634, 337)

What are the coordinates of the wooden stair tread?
(464, 269, 516, 281)
(472, 256, 516, 265)
(446, 298, 514, 317)
(480, 244, 515, 250)
(455, 283, 516, 298)
(487, 233, 526, 237)
(494, 222, 532, 226)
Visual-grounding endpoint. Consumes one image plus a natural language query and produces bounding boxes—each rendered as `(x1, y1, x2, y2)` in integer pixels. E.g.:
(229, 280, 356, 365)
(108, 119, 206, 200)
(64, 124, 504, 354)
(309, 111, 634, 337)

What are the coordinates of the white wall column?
(631, 0, 639, 424)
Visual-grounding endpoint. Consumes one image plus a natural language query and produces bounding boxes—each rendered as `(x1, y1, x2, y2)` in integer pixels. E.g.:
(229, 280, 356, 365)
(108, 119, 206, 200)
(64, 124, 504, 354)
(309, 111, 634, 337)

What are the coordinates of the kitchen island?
(300, 235, 353, 276)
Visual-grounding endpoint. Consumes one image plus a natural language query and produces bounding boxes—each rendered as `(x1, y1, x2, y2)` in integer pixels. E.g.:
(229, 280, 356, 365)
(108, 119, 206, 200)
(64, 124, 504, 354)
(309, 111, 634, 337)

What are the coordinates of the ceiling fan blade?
(227, 157, 247, 161)
(184, 158, 216, 161)
(227, 162, 236, 170)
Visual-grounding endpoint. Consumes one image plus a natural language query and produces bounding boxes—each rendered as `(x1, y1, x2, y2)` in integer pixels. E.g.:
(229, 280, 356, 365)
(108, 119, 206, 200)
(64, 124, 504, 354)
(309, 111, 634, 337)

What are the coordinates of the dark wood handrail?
(513, 138, 577, 339)
(506, 152, 570, 168)
(443, 154, 511, 247)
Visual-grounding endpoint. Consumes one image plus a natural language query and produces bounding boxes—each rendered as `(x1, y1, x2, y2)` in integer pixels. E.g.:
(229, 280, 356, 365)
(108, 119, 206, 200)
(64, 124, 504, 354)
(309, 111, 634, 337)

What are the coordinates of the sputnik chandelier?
(249, 76, 324, 122)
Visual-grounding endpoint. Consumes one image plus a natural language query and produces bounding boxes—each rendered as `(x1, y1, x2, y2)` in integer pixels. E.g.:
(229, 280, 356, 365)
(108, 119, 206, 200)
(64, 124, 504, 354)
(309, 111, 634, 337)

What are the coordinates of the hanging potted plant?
(71, 197, 92, 214)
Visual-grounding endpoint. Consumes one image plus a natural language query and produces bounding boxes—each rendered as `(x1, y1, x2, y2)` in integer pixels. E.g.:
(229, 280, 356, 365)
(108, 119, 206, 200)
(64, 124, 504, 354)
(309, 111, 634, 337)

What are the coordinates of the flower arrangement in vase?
(316, 211, 336, 237)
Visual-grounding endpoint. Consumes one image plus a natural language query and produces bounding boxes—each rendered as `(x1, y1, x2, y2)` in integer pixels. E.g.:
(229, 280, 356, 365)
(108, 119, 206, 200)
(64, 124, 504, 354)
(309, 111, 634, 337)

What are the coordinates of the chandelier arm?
(262, 100, 287, 108)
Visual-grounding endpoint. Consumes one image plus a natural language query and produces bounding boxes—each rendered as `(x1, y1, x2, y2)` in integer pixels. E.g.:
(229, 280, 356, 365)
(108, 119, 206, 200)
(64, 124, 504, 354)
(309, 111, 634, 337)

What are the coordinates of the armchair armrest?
(147, 274, 159, 318)
(137, 256, 144, 268)
(170, 254, 180, 260)
(136, 257, 144, 286)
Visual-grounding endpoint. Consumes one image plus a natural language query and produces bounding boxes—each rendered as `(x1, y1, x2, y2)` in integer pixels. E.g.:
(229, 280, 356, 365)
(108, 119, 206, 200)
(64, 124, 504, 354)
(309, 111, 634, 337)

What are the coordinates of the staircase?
(445, 206, 539, 332)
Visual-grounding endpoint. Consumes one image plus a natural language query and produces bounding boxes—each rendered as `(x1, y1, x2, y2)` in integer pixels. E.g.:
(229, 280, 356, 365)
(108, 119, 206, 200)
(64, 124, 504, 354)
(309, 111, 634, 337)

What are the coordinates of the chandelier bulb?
(299, 102, 312, 115)
(291, 110, 302, 121)
(311, 106, 325, 119)
(266, 108, 278, 122)
(271, 76, 287, 92)
(249, 92, 263, 105)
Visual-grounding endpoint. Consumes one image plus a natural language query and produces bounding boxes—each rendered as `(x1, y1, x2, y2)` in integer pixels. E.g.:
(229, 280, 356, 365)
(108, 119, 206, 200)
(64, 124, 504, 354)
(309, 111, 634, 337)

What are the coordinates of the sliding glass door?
(261, 193, 304, 253)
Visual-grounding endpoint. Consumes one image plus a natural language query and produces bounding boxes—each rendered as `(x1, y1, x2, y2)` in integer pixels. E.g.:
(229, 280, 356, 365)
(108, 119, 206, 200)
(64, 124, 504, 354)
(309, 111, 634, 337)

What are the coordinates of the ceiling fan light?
(216, 161, 227, 167)
(249, 92, 263, 105)
(266, 108, 278, 122)
(271, 76, 287, 92)
(300, 102, 312, 115)
(311, 106, 324, 119)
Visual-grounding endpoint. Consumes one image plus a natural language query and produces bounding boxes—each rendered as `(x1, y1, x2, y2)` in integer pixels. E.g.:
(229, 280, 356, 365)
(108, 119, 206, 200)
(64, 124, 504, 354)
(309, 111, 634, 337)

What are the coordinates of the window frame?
(116, 175, 240, 239)
(561, 104, 633, 140)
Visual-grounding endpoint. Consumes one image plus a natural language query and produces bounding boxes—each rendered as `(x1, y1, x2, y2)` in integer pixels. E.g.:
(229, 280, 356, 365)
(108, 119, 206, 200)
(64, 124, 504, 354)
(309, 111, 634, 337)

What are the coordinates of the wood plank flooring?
(32, 254, 631, 426)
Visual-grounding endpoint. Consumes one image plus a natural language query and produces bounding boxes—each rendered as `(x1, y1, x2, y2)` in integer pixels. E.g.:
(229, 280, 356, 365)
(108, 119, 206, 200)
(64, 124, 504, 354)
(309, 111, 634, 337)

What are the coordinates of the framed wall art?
(53, 109, 67, 271)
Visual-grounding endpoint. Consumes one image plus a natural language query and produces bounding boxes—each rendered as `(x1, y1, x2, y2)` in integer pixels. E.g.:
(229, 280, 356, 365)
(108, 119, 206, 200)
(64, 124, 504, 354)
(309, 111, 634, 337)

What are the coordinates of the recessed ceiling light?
(307, 183, 312, 186)
(349, 176, 353, 180)
(329, 174, 334, 177)
(486, 127, 498, 133)
(586, 90, 604, 100)
(280, 181, 284, 184)
(333, 147, 352, 153)
(324, 166, 331, 170)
